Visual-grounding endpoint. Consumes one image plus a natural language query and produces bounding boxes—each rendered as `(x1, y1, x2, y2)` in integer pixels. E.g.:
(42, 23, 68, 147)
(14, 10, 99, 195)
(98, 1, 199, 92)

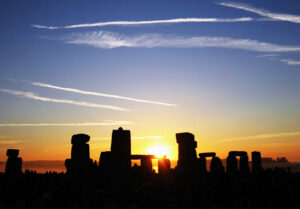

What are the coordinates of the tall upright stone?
(252, 151, 263, 175)
(5, 149, 22, 177)
(239, 152, 250, 174)
(176, 132, 197, 170)
(65, 134, 93, 178)
(210, 156, 224, 175)
(226, 154, 238, 175)
(158, 155, 171, 176)
(111, 127, 131, 171)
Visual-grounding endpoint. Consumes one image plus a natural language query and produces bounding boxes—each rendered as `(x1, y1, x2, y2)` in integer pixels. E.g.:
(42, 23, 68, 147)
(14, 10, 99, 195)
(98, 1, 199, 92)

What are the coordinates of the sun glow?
(147, 145, 169, 158)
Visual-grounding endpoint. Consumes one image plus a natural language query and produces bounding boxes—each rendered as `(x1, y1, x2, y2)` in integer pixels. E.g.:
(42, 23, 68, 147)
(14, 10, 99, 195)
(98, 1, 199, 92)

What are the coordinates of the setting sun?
(147, 145, 169, 158)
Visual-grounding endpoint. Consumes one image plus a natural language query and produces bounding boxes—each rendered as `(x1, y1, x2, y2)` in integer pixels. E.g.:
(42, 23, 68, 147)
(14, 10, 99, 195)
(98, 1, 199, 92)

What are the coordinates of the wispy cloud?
(62, 31, 300, 52)
(280, 59, 300, 66)
(0, 89, 129, 111)
(28, 81, 177, 107)
(256, 54, 278, 58)
(0, 121, 133, 127)
(218, 2, 300, 23)
(0, 140, 26, 145)
(222, 131, 300, 142)
(31, 17, 254, 30)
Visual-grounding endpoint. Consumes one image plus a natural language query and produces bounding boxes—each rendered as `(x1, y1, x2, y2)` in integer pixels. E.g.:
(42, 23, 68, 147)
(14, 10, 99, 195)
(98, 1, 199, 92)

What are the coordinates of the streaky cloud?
(64, 31, 300, 52)
(222, 131, 300, 142)
(31, 17, 253, 29)
(0, 89, 129, 111)
(0, 121, 133, 127)
(0, 140, 25, 145)
(29, 81, 178, 107)
(280, 59, 300, 66)
(256, 54, 278, 58)
(218, 2, 300, 23)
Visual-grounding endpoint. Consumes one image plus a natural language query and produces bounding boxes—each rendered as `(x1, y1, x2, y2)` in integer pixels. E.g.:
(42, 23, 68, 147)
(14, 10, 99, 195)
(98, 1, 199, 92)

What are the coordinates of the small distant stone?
(71, 134, 90, 144)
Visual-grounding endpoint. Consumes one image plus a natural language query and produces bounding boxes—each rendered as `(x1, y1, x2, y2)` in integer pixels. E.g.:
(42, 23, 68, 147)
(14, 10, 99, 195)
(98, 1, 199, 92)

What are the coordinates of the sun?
(147, 145, 169, 158)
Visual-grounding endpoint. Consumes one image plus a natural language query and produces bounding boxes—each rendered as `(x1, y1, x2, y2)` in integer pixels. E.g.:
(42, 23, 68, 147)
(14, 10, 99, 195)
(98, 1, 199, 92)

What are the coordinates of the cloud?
(222, 131, 300, 142)
(0, 140, 26, 145)
(0, 121, 133, 127)
(63, 31, 300, 52)
(256, 54, 278, 58)
(280, 59, 300, 66)
(29, 81, 177, 107)
(218, 2, 300, 23)
(31, 17, 254, 30)
(0, 89, 129, 111)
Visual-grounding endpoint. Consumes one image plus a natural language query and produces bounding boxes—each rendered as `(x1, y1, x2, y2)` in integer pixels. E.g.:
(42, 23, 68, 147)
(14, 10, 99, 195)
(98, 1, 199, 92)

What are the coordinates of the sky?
(1, 0, 300, 162)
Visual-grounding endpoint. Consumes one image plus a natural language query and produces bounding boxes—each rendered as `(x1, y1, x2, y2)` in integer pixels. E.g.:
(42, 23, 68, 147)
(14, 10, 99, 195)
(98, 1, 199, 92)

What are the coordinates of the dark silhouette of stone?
(5, 149, 22, 177)
(111, 127, 131, 171)
(71, 134, 90, 144)
(176, 132, 197, 170)
(65, 134, 93, 178)
(158, 155, 171, 175)
(252, 151, 263, 175)
(131, 155, 155, 172)
(226, 154, 238, 175)
(198, 152, 216, 173)
(210, 156, 224, 175)
(227, 151, 249, 175)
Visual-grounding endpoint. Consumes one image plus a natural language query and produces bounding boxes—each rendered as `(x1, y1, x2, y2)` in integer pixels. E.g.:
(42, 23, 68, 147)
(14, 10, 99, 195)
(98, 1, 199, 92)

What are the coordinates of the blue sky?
(1, 0, 300, 161)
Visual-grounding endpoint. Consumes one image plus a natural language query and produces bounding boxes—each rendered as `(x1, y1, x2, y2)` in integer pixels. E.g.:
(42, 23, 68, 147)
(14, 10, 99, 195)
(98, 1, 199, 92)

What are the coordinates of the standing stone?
(252, 151, 263, 175)
(65, 134, 93, 178)
(111, 127, 131, 172)
(176, 132, 197, 170)
(158, 155, 171, 175)
(210, 157, 224, 175)
(5, 149, 22, 177)
(226, 154, 238, 175)
(240, 153, 250, 174)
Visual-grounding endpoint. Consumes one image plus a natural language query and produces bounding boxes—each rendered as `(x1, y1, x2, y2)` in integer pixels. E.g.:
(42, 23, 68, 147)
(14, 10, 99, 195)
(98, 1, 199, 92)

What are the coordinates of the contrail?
(0, 89, 129, 111)
(218, 2, 300, 23)
(31, 17, 254, 29)
(29, 81, 178, 107)
(0, 121, 133, 127)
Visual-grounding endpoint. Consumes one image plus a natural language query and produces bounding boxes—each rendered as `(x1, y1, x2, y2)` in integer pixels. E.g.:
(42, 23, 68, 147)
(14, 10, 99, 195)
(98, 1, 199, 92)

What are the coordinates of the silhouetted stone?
(5, 149, 22, 177)
(131, 155, 155, 172)
(226, 154, 238, 175)
(158, 155, 171, 175)
(99, 151, 114, 171)
(198, 152, 216, 173)
(71, 133, 90, 145)
(252, 151, 263, 175)
(111, 127, 131, 171)
(227, 151, 249, 175)
(176, 132, 197, 170)
(65, 134, 93, 178)
(210, 157, 224, 175)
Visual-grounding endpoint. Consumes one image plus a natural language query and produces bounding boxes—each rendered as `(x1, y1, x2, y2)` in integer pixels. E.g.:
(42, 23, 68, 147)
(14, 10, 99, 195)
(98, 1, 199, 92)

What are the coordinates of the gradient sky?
(1, 0, 300, 162)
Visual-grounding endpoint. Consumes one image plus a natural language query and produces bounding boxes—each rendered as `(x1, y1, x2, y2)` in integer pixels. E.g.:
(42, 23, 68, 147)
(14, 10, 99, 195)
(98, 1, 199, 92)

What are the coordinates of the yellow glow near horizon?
(147, 145, 169, 158)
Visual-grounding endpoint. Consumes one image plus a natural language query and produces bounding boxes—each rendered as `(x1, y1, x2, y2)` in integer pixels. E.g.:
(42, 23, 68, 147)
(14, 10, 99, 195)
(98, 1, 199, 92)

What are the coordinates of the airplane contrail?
(31, 17, 254, 29)
(0, 89, 130, 111)
(30, 81, 178, 107)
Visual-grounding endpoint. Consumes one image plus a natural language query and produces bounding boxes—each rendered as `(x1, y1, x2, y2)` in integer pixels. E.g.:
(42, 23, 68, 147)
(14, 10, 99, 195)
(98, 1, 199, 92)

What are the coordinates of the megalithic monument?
(252, 151, 263, 175)
(65, 134, 93, 178)
(176, 132, 197, 170)
(111, 127, 131, 172)
(5, 149, 22, 177)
